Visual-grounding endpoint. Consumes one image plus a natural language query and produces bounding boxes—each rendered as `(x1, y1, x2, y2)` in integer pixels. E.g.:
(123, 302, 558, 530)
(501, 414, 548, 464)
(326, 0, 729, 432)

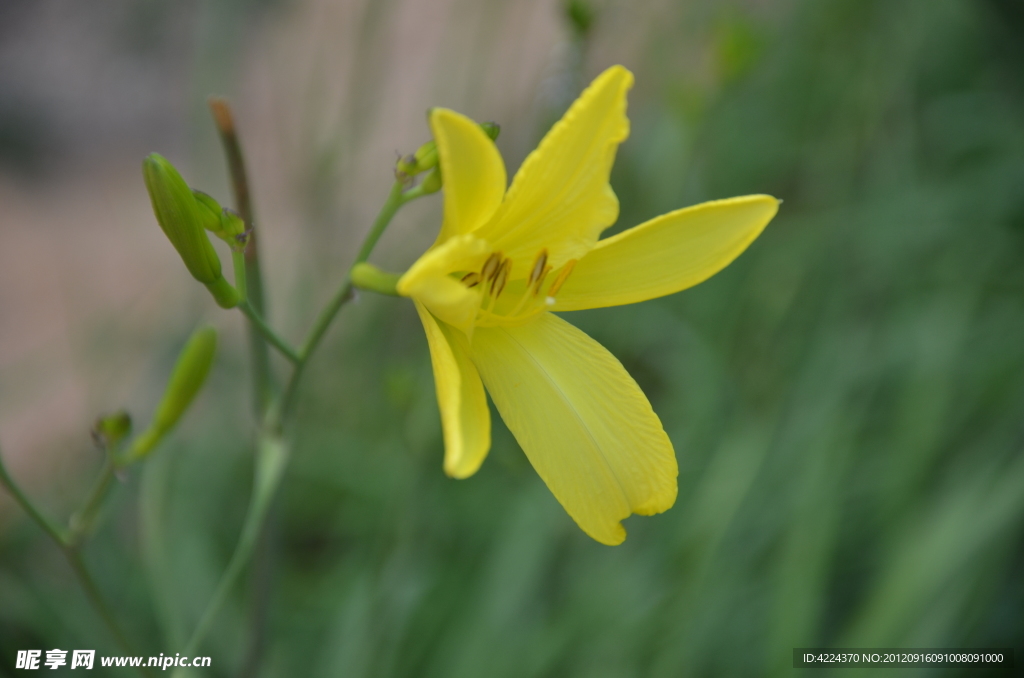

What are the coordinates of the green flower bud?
(92, 410, 132, 451)
(193, 190, 247, 251)
(396, 141, 438, 177)
(220, 208, 249, 251)
(124, 326, 218, 463)
(418, 167, 442, 195)
(143, 155, 240, 308)
(143, 154, 223, 285)
(413, 141, 438, 171)
(192, 190, 224, 233)
(566, 0, 595, 37)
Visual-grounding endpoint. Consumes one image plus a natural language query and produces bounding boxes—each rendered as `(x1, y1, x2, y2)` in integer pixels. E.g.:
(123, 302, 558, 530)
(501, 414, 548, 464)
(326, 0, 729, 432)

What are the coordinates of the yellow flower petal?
(475, 65, 633, 269)
(397, 234, 489, 330)
(430, 108, 507, 245)
(415, 302, 491, 478)
(470, 312, 677, 545)
(552, 195, 779, 311)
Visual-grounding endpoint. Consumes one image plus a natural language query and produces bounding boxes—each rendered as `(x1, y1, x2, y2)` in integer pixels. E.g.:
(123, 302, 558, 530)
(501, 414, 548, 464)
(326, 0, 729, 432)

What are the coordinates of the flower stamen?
(490, 259, 511, 298)
(547, 260, 577, 297)
(481, 252, 502, 283)
(532, 265, 552, 296)
(528, 249, 548, 286)
(461, 271, 482, 288)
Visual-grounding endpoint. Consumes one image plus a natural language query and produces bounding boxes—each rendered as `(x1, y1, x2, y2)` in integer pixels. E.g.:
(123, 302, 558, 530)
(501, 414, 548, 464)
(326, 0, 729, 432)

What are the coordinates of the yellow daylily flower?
(397, 65, 778, 545)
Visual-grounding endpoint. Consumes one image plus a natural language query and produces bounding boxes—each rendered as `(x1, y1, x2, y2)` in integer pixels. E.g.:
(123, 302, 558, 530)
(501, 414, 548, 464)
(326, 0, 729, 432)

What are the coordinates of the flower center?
(458, 248, 576, 329)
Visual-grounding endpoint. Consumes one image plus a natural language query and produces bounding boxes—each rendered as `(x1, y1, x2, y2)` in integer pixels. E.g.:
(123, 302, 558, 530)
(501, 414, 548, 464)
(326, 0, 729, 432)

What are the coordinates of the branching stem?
(0, 446, 152, 678)
(183, 107, 416, 661)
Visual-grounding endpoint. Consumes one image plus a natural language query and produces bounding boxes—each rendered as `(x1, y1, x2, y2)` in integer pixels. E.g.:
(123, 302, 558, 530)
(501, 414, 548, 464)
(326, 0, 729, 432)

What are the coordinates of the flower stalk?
(179, 116, 423, 659)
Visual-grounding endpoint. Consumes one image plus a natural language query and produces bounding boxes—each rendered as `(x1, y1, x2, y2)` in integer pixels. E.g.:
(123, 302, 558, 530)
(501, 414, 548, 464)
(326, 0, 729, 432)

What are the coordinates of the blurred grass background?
(2, 0, 1024, 676)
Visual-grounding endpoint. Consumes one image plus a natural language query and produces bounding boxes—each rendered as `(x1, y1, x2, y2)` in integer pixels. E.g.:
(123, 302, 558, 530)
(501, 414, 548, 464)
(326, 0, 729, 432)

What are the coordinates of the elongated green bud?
(144, 155, 240, 308)
(124, 326, 218, 463)
(143, 154, 223, 284)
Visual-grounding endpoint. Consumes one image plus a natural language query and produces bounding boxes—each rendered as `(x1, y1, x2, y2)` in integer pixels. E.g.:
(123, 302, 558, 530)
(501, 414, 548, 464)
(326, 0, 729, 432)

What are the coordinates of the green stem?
(278, 180, 407, 420)
(180, 178, 414, 657)
(181, 433, 287, 657)
(232, 250, 248, 307)
(0, 446, 150, 677)
(0, 444, 69, 545)
(239, 302, 301, 364)
(65, 549, 155, 678)
(210, 97, 273, 413)
(67, 460, 116, 545)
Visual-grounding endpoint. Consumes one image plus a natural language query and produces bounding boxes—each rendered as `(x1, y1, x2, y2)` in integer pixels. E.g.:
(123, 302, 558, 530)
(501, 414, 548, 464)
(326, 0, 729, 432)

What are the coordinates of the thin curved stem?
(183, 180, 412, 656)
(239, 302, 301, 364)
(181, 433, 287, 657)
(65, 549, 155, 678)
(278, 180, 407, 420)
(0, 445, 68, 545)
(67, 459, 116, 545)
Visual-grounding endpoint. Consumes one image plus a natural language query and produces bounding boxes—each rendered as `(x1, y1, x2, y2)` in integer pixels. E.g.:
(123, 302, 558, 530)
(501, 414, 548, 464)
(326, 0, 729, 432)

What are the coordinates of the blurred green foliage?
(3, 0, 1024, 676)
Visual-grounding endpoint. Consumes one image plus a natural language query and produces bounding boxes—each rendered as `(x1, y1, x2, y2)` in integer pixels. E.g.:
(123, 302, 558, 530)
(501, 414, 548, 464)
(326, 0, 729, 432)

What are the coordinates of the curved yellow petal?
(397, 234, 489, 330)
(430, 108, 507, 245)
(553, 195, 779, 311)
(476, 65, 633, 269)
(415, 302, 491, 478)
(470, 312, 677, 545)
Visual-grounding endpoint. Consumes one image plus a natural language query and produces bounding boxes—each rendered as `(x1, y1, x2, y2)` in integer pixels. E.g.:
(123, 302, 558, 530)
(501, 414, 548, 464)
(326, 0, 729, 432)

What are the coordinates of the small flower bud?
(418, 167, 442, 194)
(192, 191, 248, 251)
(92, 410, 132, 451)
(396, 141, 439, 178)
(125, 326, 218, 463)
(220, 208, 249, 251)
(565, 0, 595, 37)
(192, 190, 224, 233)
(413, 141, 438, 171)
(479, 121, 501, 141)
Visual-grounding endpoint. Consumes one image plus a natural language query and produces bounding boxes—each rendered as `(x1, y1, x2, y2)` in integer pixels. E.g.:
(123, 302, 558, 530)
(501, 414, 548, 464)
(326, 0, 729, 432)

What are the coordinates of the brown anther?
(461, 271, 481, 288)
(529, 249, 548, 286)
(547, 259, 577, 297)
(481, 252, 502, 282)
(490, 259, 511, 298)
